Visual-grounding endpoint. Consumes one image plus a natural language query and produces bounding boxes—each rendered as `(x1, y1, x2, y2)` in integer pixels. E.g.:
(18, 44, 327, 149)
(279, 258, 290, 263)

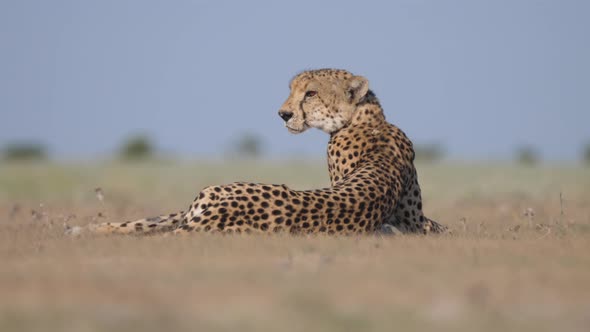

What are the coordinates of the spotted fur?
(88, 69, 446, 235)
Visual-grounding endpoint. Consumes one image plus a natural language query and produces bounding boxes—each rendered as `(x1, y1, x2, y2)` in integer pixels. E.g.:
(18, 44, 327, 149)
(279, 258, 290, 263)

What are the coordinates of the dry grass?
(1, 161, 589, 332)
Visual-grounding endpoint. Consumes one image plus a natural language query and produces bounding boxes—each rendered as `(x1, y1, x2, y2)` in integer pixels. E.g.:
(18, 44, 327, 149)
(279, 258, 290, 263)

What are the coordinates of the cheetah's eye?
(305, 91, 317, 98)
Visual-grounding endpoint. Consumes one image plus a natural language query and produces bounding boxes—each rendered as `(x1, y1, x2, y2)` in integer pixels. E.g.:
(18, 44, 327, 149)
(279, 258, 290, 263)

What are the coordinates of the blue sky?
(1, 0, 588, 160)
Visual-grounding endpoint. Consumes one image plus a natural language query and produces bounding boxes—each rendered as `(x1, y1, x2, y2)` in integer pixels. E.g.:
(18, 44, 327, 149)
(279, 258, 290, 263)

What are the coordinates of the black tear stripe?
(299, 99, 307, 122)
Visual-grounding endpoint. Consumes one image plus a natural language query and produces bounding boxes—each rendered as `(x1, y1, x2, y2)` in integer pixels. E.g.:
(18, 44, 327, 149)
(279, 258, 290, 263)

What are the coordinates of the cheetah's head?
(278, 69, 369, 134)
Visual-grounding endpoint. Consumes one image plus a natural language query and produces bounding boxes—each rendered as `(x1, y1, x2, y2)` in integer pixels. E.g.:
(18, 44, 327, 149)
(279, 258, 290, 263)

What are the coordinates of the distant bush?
(227, 133, 264, 159)
(118, 135, 154, 160)
(583, 142, 590, 166)
(2, 143, 48, 161)
(515, 146, 539, 166)
(414, 144, 445, 163)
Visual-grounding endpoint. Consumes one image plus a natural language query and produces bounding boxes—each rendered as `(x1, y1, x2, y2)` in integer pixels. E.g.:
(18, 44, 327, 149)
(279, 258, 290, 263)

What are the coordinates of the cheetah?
(83, 69, 446, 235)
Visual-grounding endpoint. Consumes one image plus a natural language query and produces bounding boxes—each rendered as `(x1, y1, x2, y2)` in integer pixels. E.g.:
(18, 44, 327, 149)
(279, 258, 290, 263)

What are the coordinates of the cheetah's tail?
(66, 211, 186, 236)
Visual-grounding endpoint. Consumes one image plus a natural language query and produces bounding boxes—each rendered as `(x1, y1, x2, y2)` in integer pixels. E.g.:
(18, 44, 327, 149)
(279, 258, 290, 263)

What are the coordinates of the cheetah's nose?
(279, 111, 293, 122)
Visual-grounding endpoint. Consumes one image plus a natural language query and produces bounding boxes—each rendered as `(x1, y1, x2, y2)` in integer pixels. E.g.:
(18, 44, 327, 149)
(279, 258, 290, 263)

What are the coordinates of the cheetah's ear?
(348, 76, 369, 104)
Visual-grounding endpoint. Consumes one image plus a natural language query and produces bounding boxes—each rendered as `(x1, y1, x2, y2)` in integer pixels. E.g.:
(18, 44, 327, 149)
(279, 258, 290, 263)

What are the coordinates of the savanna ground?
(1, 160, 589, 331)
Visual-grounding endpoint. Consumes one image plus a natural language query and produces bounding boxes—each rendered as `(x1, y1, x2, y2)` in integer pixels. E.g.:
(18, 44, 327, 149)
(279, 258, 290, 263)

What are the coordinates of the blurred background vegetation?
(583, 142, 590, 166)
(413, 144, 445, 164)
(118, 135, 156, 161)
(514, 146, 540, 167)
(2, 142, 48, 162)
(3, 135, 590, 165)
(225, 132, 265, 160)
